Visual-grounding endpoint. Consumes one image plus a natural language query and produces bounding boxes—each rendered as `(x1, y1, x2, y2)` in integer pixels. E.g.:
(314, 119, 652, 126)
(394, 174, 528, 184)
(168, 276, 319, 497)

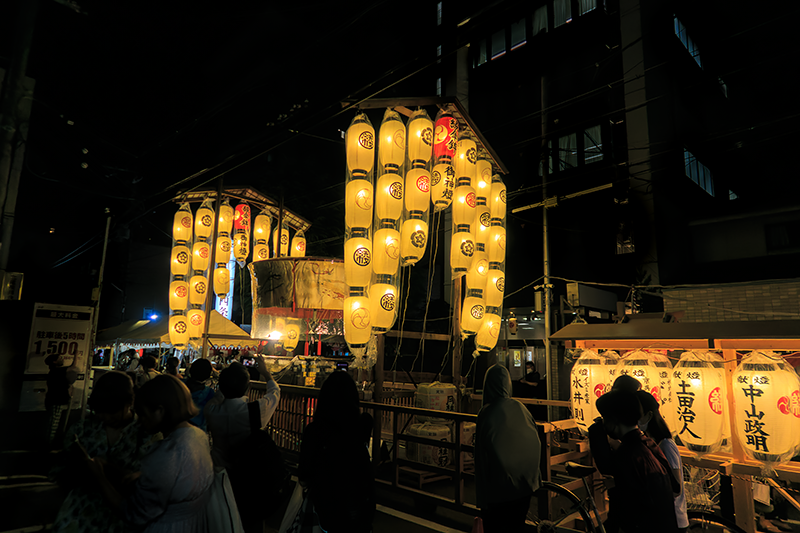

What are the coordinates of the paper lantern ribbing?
(283, 321, 301, 352)
(476, 200, 491, 248)
(460, 295, 485, 336)
(170, 245, 191, 277)
(189, 275, 208, 306)
(431, 163, 455, 212)
(195, 199, 215, 240)
(732, 351, 800, 466)
(375, 174, 404, 221)
(616, 352, 661, 399)
(672, 351, 726, 454)
(453, 181, 477, 229)
(253, 244, 270, 262)
(291, 230, 306, 257)
(370, 283, 398, 334)
(651, 351, 679, 436)
(253, 212, 271, 242)
(192, 242, 210, 272)
(169, 315, 189, 349)
(490, 177, 507, 221)
(344, 295, 372, 348)
(218, 199, 234, 235)
(344, 236, 372, 288)
(404, 168, 431, 214)
(433, 110, 458, 161)
(273, 225, 290, 257)
(378, 109, 406, 172)
(373, 228, 400, 275)
(345, 180, 374, 230)
(233, 232, 250, 264)
(571, 350, 620, 435)
(450, 230, 475, 276)
(400, 219, 428, 265)
(454, 138, 477, 181)
(186, 308, 205, 344)
(173, 203, 193, 243)
(216, 236, 232, 265)
(487, 225, 507, 264)
(407, 110, 434, 168)
(485, 266, 505, 308)
(214, 267, 230, 297)
(475, 312, 501, 352)
(346, 113, 375, 177)
(169, 280, 189, 311)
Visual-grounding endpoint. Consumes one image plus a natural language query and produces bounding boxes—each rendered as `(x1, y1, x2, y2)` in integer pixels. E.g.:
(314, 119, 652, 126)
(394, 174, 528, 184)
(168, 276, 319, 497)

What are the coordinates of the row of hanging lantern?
(342, 107, 507, 357)
(168, 198, 307, 349)
(570, 349, 800, 469)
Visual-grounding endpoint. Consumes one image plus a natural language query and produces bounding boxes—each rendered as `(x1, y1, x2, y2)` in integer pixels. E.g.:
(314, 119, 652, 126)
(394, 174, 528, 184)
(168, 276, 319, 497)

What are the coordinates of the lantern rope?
(390, 266, 412, 372)
(411, 210, 443, 374)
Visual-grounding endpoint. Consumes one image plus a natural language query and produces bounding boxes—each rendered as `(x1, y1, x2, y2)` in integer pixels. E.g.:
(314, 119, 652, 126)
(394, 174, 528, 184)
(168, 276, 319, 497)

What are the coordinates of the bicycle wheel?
(687, 511, 748, 533)
(531, 481, 596, 533)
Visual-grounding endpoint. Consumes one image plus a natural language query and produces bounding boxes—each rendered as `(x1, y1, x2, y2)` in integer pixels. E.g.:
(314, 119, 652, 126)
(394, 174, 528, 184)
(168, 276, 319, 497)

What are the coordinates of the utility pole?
(540, 76, 554, 422)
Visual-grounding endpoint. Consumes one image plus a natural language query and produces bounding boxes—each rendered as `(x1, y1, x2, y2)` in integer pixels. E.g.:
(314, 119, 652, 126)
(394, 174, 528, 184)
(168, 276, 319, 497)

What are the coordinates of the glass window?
(437, 2, 442, 26)
(476, 39, 488, 67)
(579, 0, 596, 15)
(491, 30, 506, 59)
(674, 16, 702, 69)
(558, 134, 577, 170)
(554, 0, 572, 27)
(684, 149, 714, 196)
(729, 190, 738, 200)
(511, 18, 527, 50)
(533, 5, 548, 36)
(538, 141, 554, 176)
(436, 78, 442, 97)
(584, 125, 603, 163)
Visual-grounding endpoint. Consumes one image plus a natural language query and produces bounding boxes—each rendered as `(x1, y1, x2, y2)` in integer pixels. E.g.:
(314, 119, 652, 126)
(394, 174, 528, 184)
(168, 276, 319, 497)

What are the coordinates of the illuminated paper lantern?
(284, 321, 301, 351)
(195, 199, 215, 240)
(431, 163, 455, 212)
(291, 230, 306, 257)
(450, 230, 475, 277)
(651, 351, 679, 436)
(454, 138, 477, 181)
(460, 296, 485, 336)
(475, 200, 491, 248)
(173, 203, 193, 243)
(344, 236, 372, 288)
(732, 351, 800, 465)
(233, 232, 250, 263)
(346, 113, 375, 177)
(407, 109, 433, 168)
(218, 199, 234, 235)
(487, 225, 506, 264)
(709, 352, 732, 443)
(370, 283, 397, 333)
(373, 227, 401, 275)
(453, 181, 477, 229)
(571, 349, 620, 435)
(187, 308, 205, 342)
(476, 159, 492, 195)
(216, 235, 232, 265)
(169, 280, 189, 311)
(375, 173, 404, 222)
(490, 175, 507, 221)
(466, 251, 488, 294)
(344, 295, 372, 347)
(169, 315, 189, 348)
(189, 275, 208, 306)
(379, 109, 406, 172)
(192, 242, 211, 272)
(400, 219, 428, 265)
(404, 168, 430, 215)
(253, 243, 269, 262)
(170, 245, 191, 277)
(485, 266, 505, 307)
(233, 203, 251, 233)
(214, 267, 230, 296)
(475, 312, 501, 352)
(672, 351, 726, 454)
(433, 111, 458, 161)
(272, 225, 289, 257)
(616, 352, 661, 399)
(345, 179, 374, 229)
(253, 212, 271, 244)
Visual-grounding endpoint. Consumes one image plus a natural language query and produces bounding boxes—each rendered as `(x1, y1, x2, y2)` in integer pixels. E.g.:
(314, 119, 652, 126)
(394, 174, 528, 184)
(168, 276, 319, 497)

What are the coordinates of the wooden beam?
(453, 276, 463, 404)
(385, 330, 450, 342)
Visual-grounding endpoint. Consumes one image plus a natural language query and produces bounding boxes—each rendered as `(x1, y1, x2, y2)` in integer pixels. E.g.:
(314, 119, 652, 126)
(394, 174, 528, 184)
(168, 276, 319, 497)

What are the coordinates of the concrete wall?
(663, 280, 800, 322)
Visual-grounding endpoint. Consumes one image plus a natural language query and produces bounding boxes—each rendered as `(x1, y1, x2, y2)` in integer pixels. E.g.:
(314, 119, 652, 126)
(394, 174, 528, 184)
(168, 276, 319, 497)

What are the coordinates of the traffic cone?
(472, 516, 484, 533)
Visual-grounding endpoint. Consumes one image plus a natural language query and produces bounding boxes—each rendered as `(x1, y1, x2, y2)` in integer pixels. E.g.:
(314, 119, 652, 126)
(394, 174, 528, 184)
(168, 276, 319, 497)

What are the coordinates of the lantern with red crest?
(571, 350, 620, 435)
(400, 109, 433, 267)
(671, 350, 726, 454)
(431, 108, 458, 211)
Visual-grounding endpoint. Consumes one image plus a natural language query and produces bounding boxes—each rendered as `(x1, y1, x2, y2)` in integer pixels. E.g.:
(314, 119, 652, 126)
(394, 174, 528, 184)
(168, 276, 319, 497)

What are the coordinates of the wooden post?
(371, 334, 385, 471)
(452, 276, 463, 407)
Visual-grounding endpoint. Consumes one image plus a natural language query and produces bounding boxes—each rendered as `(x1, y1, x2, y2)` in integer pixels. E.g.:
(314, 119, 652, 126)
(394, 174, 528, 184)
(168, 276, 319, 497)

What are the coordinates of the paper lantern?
(346, 113, 375, 177)
(476, 159, 493, 196)
(291, 230, 306, 257)
(252, 244, 269, 262)
(253, 212, 271, 244)
(378, 109, 406, 172)
(195, 199, 215, 240)
(169, 280, 189, 311)
(218, 199, 234, 235)
(490, 176, 507, 221)
(284, 321, 301, 351)
(233, 232, 250, 263)
(400, 219, 428, 265)
(344, 295, 372, 347)
(173, 203, 193, 243)
(476, 201, 491, 248)
(571, 349, 620, 435)
(170, 245, 191, 277)
(404, 168, 430, 215)
(651, 351, 679, 436)
(475, 312, 501, 352)
(375, 173, 404, 222)
(272, 226, 289, 257)
(433, 111, 458, 161)
(487, 225, 507, 264)
(460, 296, 485, 336)
(466, 251, 489, 295)
(344, 237, 372, 288)
(187, 308, 205, 342)
(709, 352, 732, 443)
(345, 179, 374, 229)
(233, 203, 251, 233)
(485, 266, 505, 307)
(192, 242, 210, 272)
(453, 182, 477, 229)
(407, 109, 433, 168)
(431, 163, 455, 212)
(450, 230, 475, 277)
(373, 228, 400, 275)
(189, 275, 208, 306)
(672, 351, 725, 453)
(454, 138, 477, 180)
(169, 315, 189, 348)
(214, 267, 230, 296)
(216, 235, 232, 264)
(616, 352, 661, 399)
(370, 283, 397, 333)
(732, 351, 800, 465)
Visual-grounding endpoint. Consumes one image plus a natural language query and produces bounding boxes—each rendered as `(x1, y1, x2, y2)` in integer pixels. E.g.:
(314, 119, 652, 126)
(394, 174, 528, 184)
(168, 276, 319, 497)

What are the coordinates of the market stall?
(552, 319, 800, 533)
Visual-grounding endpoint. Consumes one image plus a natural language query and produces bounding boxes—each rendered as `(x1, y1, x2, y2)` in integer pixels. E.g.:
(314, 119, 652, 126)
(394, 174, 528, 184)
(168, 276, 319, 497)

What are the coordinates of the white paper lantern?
(571, 349, 620, 435)
(475, 312, 501, 352)
(672, 351, 726, 453)
(344, 295, 372, 347)
(400, 218, 428, 265)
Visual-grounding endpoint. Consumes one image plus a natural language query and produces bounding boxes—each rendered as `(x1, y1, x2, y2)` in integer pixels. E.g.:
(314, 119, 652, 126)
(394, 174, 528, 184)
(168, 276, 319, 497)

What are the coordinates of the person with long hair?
(83, 375, 215, 532)
(298, 371, 375, 533)
(636, 391, 688, 532)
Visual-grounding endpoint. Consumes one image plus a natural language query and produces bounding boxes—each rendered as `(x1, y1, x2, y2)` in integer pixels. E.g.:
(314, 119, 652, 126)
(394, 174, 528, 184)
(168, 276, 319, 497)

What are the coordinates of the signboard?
(25, 303, 94, 374)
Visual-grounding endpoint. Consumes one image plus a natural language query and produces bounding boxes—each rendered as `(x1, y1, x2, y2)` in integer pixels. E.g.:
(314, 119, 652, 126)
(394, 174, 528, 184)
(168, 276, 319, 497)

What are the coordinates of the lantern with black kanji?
(732, 351, 800, 466)
(616, 351, 661, 399)
(233, 203, 251, 264)
(672, 350, 726, 454)
(571, 350, 620, 435)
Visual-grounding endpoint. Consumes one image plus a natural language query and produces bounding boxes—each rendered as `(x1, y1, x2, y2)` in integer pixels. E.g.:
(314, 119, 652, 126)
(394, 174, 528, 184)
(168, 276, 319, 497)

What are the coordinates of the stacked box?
(406, 422, 452, 467)
(415, 382, 457, 422)
(460, 422, 477, 463)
